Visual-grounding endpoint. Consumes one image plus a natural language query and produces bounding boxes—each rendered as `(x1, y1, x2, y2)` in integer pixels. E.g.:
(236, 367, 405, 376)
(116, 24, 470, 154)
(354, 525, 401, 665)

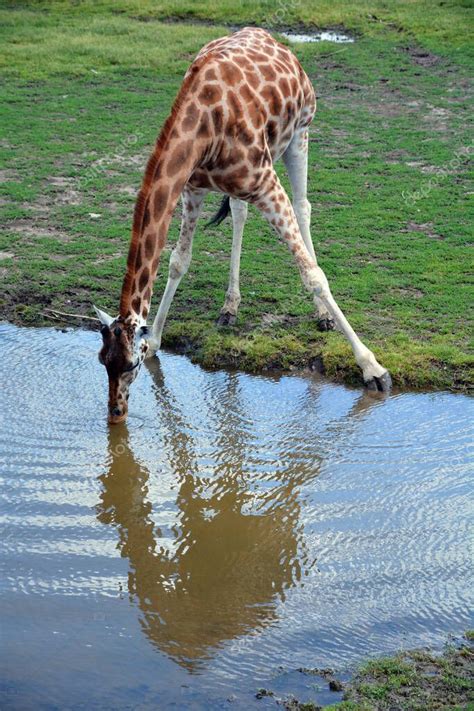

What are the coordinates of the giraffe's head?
(94, 307, 150, 424)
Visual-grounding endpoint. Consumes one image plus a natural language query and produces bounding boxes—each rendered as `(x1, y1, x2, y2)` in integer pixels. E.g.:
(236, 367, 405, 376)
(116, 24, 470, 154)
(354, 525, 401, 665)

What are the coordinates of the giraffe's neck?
(119, 91, 206, 322)
(119, 157, 192, 322)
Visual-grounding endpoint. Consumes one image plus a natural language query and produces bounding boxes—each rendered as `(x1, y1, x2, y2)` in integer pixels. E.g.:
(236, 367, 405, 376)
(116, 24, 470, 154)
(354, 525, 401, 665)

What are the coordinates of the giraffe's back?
(184, 27, 316, 198)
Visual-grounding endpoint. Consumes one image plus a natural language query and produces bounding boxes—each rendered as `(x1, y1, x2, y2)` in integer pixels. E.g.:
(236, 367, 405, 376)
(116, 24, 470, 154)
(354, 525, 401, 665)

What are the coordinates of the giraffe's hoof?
(317, 317, 336, 332)
(216, 311, 237, 327)
(364, 370, 392, 393)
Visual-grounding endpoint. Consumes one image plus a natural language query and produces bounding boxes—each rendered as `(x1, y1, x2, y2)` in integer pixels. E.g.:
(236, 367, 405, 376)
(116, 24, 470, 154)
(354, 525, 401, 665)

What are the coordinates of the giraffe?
(95, 27, 391, 424)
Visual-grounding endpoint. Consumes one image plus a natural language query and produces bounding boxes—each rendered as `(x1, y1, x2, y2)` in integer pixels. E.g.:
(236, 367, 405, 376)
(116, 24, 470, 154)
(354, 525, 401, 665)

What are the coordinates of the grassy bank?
(264, 632, 474, 709)
(1, 2, 473, 389)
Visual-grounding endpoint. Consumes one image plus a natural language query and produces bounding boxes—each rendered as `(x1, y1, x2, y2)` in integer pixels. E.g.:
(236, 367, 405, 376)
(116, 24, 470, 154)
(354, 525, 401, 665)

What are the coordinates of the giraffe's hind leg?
(282, 129, 335, 332)
(147, 186, 206, 355)
(217, 197, 247, 326)
(251, 171, 391, 392)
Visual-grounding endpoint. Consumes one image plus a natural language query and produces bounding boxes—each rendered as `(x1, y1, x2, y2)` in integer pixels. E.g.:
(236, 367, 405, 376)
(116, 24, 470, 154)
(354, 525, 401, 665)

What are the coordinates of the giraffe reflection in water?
(97, 358, 384, 670)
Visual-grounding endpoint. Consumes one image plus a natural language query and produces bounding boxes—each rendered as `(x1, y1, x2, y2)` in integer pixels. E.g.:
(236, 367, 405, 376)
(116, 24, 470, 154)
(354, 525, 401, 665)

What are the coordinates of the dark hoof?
(365, 370, 392, 393)
(216, 311, 237, 327)
(317, 317, 336, 332)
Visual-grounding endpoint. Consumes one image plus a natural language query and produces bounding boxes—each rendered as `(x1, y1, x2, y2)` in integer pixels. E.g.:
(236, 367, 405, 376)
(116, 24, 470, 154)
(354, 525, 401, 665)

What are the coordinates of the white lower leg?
(307, 266, 387, 381)
(148, 250, 189, 353)
(283, 132, 330, 322)
(148, 188, 204, 354)
(254, 172, 389, 386)
(220, 198, 247, 318)
(293, 197, 316, 262)
(322, 296, 387, 380)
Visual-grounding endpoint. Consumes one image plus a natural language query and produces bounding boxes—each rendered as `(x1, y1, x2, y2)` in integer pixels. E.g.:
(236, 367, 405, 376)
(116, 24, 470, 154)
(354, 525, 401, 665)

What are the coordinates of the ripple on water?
(0, 323, 473, 707)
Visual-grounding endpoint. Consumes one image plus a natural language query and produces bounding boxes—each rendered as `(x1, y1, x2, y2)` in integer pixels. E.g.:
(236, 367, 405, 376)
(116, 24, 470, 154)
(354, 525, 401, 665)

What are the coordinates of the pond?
(1, 323, 472, 708)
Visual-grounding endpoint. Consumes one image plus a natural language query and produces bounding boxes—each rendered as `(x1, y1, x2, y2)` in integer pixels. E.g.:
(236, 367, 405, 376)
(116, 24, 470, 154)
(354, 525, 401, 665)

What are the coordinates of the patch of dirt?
(404, 221, 444, 240)
(0, 168, 20, 182)
(0, 251, 15, 260)
(22, 195, 53, 215)
(105, 151, 148, 169)
(116, 185, 139, 197)
(400, 46, 441, 68)
(391, 286, 424, 299)
(405, 160, 457, 175)
(48, 176, 82, 205)
(5, 286, 52, 310)
(48, 254, 75, 262)
(0, 281, 104, 329)
(376, 99, 405, 118)
(330, 128, 350, 139)
(319, 59, 346, 72)
(334, 81, 362, 92)
(6, 218, 72, 243)
(93, 252, 123, 265)
(261, 313, 298, 327)
(423, 104, 452, 133)
(385, 148, 411, 164)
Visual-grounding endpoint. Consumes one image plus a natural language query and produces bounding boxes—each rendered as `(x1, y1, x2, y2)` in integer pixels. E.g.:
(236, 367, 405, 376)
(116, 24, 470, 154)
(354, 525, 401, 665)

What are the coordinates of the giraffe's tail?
(205, 195, 230, 228)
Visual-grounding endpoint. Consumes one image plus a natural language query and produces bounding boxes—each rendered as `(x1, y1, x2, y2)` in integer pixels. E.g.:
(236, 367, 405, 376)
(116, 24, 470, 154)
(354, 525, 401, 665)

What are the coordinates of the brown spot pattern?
(138, 267, 150, 293)
(153, 186, 169, 218)
(182, 102, 198, 131)
(131, 296, 141, 314)
(197, 114, 210, 138)
(261, 85, 283, 115)
(220, 61, 244, 85)
(166, 143, 191, 178)
(144, 232, 154, 260)
(212, 106, 224, 133)
(198, 84, 222, 105)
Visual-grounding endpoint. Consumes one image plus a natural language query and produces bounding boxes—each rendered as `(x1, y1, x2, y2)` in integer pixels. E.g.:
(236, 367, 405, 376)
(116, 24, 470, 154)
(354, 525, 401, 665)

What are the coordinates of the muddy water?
(1, 323, 472, 709)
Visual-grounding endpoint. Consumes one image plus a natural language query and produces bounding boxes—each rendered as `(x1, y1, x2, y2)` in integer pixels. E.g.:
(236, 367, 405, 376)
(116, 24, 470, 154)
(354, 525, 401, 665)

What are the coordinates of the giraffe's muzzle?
(108, 405, 128, 425)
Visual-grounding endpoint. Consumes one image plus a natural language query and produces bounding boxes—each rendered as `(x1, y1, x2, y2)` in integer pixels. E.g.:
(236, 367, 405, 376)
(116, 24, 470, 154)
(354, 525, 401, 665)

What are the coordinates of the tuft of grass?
(1, 2, 473, 389)
(295, 636, 474, 711)
(327, 640, 474, 710)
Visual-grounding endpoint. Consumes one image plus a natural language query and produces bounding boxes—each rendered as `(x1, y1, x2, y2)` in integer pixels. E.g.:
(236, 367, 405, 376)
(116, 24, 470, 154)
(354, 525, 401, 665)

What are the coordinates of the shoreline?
(4, 313, 472, 393)
(258, 632, 474, 709)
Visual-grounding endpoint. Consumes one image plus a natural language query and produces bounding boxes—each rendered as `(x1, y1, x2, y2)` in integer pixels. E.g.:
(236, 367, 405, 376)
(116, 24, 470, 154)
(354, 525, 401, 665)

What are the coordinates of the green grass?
(328, 639, 474, 710)
(285, 634, 474, 710)
(1, 1, 473, 389)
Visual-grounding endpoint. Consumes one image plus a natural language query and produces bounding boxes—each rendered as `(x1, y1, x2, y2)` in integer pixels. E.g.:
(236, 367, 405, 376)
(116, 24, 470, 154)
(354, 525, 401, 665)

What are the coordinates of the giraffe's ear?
(93, 305, 114, 328)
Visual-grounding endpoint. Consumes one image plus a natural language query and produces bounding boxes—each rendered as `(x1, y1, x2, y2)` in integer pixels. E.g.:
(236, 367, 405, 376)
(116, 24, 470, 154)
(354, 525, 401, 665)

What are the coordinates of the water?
(1, 323, 472, 709)
(281, 30, 355, 44)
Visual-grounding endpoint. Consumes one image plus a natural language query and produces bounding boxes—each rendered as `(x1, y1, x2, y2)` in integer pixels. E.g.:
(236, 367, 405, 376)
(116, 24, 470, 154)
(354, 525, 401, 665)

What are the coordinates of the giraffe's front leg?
(217, 197, 247, 327)
(252, 172, 392, 392)
(147, 187, 206, 356)
(282, 129, 335, 332)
